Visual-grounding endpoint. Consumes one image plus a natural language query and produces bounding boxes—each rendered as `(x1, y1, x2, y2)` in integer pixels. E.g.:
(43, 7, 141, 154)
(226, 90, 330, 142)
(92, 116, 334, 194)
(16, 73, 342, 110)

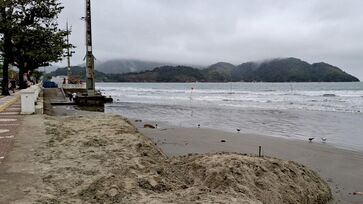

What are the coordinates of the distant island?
(47, 58, 360, 82)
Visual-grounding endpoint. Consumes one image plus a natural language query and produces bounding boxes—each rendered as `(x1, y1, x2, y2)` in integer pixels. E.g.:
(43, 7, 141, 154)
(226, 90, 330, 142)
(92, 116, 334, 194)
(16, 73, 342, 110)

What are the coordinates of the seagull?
(308, 137, 315, 143)
(237, 128, 241, 133)
(321, 138, 327, 143)
(198, 124, 200, 128)
(155, 124, 158, 129)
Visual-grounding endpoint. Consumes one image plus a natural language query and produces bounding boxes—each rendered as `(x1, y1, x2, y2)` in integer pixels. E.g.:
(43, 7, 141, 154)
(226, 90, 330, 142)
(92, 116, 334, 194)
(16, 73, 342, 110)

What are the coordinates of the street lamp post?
(85, 0, 95, 96)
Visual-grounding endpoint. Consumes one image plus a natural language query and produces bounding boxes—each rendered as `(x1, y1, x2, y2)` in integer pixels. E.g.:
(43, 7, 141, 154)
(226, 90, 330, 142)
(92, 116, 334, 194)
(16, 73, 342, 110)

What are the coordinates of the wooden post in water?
(259, 146, 262, 157)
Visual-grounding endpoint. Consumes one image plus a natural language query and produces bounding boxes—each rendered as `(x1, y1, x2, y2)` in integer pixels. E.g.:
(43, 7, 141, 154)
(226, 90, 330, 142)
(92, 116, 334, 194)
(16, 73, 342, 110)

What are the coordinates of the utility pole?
(76, 0, 113, 107)
(85, 0, 95, 96)
(66, 21, 73, 79)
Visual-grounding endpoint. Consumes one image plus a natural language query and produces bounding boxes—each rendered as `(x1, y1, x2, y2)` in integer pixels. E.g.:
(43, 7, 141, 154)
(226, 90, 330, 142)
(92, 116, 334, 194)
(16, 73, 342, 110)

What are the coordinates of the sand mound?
(171, 153, 332, 204)
(31, 114, 332, 204)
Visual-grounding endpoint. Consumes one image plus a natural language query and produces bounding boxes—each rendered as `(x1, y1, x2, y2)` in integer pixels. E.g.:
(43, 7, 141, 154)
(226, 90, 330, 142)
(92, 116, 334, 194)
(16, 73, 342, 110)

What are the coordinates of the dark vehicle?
(43, 81, 58, 88)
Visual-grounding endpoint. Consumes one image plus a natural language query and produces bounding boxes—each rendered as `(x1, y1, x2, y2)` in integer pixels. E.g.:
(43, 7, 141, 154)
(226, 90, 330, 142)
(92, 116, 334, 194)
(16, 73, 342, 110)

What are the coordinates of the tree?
(13, 26, 70, 88)
(0, 0, 15, 95)
(0, 0, 66, 94)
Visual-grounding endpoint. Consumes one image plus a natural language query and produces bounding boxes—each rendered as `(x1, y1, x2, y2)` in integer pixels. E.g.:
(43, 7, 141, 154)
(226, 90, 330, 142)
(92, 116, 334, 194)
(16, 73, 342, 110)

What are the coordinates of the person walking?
(9, 78, 16, 93)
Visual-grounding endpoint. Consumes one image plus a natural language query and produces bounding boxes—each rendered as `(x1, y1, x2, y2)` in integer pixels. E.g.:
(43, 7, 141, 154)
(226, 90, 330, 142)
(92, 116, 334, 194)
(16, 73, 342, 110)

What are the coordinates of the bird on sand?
(198, 124, 200, 128)
(321, 138, 327, 143)
(308, 137, 315, 143)
(237, 128, 241, 133)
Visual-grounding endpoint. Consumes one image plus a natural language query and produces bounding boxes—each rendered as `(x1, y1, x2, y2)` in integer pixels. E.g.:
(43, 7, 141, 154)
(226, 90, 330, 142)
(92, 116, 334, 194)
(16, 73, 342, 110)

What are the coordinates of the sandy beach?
(137, 123, 363, 204)
(0, 112, 333, 204)
(0, 87, 358, 203)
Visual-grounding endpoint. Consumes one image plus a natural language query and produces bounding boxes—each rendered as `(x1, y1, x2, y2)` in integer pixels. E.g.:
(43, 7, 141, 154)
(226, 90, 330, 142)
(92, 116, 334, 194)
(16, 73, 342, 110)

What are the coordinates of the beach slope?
(1, 114, 332, 203)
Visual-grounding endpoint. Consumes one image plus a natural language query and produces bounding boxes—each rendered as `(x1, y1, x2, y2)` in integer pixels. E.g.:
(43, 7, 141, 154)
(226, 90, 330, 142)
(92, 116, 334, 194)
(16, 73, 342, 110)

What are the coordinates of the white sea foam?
(99, 83, 363, 114)
(99, 82, 363, 151)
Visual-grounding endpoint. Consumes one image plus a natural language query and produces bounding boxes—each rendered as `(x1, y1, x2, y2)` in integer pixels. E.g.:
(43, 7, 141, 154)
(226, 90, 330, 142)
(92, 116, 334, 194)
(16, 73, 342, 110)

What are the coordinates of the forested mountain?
(112, 66, 205, 82)
(231, 58, 359, 82)
(204, 62, 236, 81)
(46, 66, 109, 82)
(94, 59, 173, 74)
(47, 58, 359, 82)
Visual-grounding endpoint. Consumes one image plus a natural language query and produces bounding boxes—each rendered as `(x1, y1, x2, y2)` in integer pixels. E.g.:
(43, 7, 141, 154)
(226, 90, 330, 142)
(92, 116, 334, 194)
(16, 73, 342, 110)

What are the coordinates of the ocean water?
(98, 82, 363, 151)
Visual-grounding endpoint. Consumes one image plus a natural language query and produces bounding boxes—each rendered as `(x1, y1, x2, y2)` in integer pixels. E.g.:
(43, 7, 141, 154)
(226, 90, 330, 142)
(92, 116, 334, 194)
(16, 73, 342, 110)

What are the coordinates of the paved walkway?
(0, 93, 21, 164)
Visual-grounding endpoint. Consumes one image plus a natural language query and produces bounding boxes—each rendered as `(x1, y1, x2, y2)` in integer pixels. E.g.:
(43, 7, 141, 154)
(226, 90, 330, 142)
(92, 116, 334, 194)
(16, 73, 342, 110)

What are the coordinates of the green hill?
(47, 58, 359, 82)
(234, 58, 314, 82)
(46, 66, 109, 82)
(311, 62, 359, 82)
(113, 66, 206, 82)
(94, 59, 172, 74)
(204, 62, 236, 82)
(231, 58, 359, 82)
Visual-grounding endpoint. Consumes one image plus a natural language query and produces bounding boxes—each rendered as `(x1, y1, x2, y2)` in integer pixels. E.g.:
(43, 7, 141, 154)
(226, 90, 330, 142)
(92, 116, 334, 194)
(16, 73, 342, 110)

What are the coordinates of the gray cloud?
(57, 0, 363, 79)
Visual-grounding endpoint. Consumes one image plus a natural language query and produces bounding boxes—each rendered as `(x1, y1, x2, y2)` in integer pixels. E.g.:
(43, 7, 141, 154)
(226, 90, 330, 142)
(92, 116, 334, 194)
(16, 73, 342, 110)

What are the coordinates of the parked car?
(43, 80, 58, 88)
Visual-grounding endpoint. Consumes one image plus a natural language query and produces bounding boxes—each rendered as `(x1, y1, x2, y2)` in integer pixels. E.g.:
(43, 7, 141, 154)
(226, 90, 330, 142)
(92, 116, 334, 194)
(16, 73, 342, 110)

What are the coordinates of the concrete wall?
(20, 84, 43, 115)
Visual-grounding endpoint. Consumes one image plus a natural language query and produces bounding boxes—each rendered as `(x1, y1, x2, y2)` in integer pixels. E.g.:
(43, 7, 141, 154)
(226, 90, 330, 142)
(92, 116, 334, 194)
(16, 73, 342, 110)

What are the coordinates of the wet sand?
(138, 124, 363, 204)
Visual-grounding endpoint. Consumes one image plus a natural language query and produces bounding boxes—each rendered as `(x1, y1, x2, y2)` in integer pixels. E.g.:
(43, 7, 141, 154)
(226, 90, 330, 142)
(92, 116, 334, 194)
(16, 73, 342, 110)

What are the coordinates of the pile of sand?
(29, 114, 332, 204)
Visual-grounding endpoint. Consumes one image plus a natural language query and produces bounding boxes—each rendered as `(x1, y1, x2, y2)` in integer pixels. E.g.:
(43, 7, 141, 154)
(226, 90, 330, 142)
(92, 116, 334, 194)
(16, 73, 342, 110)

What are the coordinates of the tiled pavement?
(0, 94, 21, 164)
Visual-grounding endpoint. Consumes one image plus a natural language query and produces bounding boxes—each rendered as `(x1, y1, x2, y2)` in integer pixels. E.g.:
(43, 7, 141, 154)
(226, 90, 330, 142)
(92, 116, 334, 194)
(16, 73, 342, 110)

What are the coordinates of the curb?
(0, 94, 20, 113)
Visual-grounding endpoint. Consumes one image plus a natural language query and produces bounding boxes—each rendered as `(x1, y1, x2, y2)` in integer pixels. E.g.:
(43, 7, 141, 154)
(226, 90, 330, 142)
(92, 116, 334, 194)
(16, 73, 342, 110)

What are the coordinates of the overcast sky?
(58, 0, 363, 79)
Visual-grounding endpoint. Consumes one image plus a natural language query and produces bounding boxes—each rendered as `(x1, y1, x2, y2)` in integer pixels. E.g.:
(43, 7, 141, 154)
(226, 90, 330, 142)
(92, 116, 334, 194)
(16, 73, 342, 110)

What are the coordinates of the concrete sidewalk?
(0, 92, 20, 112)
(0, 92, 21, 164)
